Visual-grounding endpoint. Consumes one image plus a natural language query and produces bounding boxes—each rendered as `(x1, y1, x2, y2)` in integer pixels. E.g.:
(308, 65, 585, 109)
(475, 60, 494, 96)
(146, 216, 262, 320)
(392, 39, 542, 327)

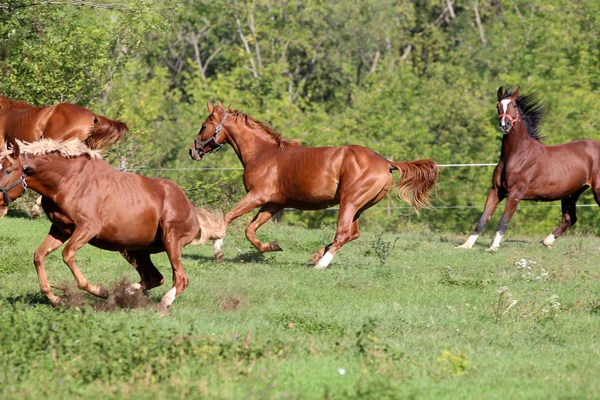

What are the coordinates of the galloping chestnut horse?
(458, 87, 600, 250)
(0, 95, 128, 217)
(0, 139, 225, 313)
(189, 102, 438, 268)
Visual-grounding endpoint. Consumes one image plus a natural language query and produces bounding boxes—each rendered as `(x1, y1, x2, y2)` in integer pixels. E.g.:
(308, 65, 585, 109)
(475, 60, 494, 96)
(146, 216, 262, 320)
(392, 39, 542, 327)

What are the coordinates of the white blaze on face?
(500, 99, 513, 128)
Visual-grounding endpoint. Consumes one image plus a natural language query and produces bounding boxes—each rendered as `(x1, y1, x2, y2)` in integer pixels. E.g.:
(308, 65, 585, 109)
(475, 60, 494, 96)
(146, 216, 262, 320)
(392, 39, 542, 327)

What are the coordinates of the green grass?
(1, 215, 600, 399)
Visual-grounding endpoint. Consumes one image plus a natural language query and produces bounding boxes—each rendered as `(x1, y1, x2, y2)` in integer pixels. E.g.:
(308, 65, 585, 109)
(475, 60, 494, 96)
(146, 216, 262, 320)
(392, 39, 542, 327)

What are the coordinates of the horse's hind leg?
(245, 204, 284, 253)
(34, 226, 67, 307)
(457, 187, 506, 249)
(120, 250, 165, 294)
(543, 192, 583, 248)
(157, 232, 189, 315)
(61, 224, 109, 298)
(308, 219, 359, 266)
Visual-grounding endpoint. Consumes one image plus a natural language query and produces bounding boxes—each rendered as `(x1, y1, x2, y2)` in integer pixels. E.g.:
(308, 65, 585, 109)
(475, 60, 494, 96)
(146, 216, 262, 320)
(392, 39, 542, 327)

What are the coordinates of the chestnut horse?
(189, 102, 438, 268)
(0, 139, 225, 313)
(0, 95, 128, 218)
(458, 87, 600, 251)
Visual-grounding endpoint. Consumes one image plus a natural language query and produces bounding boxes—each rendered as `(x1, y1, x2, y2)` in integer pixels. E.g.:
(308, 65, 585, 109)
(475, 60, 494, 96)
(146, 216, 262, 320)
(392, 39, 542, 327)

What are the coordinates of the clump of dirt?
(95, 278, 153, 311)
(54, 278, 152, 311)
(217, 296, 244, 312)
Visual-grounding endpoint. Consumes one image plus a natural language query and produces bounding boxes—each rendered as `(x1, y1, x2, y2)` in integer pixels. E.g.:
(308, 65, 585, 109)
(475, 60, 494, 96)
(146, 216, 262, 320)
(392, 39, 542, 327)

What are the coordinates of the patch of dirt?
(54, 278, 152, 311)
(217, 296, 244, 312)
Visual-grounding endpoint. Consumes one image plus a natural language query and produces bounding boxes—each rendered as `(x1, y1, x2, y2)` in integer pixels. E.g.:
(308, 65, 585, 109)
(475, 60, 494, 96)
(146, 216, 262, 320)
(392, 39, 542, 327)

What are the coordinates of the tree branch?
(234, 13, 259, 78)
(473, 2, 487, 45)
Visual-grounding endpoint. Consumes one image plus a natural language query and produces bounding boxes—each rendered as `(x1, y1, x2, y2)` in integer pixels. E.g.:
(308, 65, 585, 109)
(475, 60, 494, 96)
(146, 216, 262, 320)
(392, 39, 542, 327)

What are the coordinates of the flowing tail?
(389, 159, 438, 213)
(85, 115, 129, 150)
(191, 208, 226, 246)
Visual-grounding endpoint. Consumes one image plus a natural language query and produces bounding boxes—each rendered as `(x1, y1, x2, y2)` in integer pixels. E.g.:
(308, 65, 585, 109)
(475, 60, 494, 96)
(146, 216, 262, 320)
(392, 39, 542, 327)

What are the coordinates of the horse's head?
(0, 139, 28, 206)
(497, 86, 520, 135)
(189, 101, 230, 161)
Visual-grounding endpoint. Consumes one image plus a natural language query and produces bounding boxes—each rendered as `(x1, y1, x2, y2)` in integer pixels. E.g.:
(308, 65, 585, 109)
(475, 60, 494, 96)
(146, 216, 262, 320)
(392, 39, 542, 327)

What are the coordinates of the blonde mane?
(0, 139, 103, 159)
(229, 109, 298, 150)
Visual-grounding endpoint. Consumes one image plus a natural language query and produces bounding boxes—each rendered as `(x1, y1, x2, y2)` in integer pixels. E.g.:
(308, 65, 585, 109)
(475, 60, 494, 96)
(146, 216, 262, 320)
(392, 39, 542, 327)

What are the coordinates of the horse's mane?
(0, 139, 102, 159)
(228, 108, 296, 150)
(0, 95, 33, 111)
(500, 88, 546, 141)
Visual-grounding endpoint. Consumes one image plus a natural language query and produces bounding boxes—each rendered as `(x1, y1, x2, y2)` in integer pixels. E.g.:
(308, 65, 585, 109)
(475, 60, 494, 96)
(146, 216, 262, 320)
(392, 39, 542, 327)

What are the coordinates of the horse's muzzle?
(499, 121, 511, 135)
(189, 148, 203, 161)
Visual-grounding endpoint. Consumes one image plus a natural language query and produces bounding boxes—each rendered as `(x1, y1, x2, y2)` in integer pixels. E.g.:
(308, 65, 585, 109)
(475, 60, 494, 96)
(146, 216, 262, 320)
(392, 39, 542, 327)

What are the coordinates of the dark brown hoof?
(270, 241, 283, 251)
(215, 250, 225, 263)
(306, 257, 318, 266)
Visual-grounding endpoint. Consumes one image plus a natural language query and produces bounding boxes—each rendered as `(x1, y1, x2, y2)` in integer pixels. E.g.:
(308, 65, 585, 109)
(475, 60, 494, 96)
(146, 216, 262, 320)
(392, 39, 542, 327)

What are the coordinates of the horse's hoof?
(157, 303, 170, 316)
(486, 246, 498, 252)
(306, 258, 318, 266)
(215, 250, 225, 263)
(455, 244, 472, 249)
(270, 241, 283, 251)
(50, 297, 62, 308)
(98, 285, 109, 299)
(313, 264, 328, 270)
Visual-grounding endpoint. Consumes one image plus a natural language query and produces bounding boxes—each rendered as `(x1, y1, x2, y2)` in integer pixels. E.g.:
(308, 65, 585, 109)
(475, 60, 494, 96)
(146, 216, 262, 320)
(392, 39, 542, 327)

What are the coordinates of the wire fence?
(119, 162, 600, 213)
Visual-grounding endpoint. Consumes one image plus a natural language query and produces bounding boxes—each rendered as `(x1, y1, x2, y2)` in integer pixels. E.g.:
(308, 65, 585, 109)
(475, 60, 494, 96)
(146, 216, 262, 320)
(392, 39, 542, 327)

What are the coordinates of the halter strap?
(194, 112, 229, 156)
(0, 153, 28, 207)
(498, 113, 518, 127)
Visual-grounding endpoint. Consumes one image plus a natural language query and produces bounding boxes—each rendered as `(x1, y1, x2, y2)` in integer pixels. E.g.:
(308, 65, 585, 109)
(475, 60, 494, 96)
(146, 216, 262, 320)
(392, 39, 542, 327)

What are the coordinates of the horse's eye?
(200, 125, 206, 133)
(5, 169, 11, 175)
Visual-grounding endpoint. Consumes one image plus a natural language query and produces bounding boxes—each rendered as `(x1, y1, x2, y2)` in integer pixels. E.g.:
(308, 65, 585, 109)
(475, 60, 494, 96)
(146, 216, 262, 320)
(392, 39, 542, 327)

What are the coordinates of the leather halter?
(194, 112, 229, 157)
(0, 153, 28, 207)
(498, 113, 518, 127)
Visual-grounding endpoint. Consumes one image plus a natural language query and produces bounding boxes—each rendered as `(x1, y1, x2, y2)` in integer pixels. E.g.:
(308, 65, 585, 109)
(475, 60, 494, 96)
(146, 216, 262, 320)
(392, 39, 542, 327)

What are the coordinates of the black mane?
(500, 88, 546, 140)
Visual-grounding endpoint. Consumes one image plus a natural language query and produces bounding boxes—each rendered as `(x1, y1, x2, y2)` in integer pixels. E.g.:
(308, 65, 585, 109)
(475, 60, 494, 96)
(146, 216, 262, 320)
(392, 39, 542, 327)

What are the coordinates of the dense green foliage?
(2, 0, 600, 235)
(2, 218, 600, 398)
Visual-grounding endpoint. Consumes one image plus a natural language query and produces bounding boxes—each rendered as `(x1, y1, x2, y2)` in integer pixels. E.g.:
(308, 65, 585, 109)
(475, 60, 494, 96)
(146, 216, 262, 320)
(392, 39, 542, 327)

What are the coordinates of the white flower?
(337, 368, 346, 375)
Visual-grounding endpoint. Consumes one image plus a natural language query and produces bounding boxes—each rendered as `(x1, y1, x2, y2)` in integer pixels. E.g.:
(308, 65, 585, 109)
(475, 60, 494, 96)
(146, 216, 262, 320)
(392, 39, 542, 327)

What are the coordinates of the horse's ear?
(513, 87, 520, 98)
(497, 86, 504, 101)
(207, 101, 214, 114)
(216, 100, 223, 110)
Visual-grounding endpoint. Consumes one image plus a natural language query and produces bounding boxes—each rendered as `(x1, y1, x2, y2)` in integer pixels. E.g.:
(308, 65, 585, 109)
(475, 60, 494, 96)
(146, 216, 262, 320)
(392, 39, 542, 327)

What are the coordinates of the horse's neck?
(501, 121, 537, 157)
(228, 126, 279, 166)
(0, 96, 30, 110)
(25, 155, 76, 197)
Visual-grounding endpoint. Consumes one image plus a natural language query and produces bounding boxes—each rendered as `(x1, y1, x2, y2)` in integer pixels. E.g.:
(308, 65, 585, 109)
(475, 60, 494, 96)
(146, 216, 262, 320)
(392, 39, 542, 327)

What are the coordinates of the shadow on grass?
(2, 291, 49, 306)
(6, 209, 34, 220)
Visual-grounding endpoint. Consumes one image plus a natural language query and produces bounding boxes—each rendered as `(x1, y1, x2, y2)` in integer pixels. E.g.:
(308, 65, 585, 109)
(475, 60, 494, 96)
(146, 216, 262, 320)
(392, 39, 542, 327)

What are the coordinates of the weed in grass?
(370, 232, 400, 265)
(440, 266, 486, 288)
(436, 349, 470, 376)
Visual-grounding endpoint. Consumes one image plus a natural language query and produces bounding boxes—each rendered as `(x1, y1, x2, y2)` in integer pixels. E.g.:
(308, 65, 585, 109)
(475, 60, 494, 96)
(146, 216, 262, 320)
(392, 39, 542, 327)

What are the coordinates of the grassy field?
(2, 214, 600, 399)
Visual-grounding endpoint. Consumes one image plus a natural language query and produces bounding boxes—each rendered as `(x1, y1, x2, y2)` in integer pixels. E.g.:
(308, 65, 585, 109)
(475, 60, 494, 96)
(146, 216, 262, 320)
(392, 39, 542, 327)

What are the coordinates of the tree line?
(2, 0, 600, 235)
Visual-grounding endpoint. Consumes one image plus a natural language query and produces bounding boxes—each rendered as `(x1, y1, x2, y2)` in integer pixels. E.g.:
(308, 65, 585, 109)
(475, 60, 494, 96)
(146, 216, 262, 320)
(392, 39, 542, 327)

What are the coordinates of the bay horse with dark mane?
(189, 102, 438, 269)
(458, 87, 600, 250)
(0, 139, 224, 313)
(0, 95, 129, 217)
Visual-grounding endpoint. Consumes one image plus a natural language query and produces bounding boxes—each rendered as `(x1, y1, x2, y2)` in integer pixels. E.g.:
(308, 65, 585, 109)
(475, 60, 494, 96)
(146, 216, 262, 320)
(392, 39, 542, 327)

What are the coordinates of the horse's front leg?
(457, 187, 505, 249)
(245, 204, 284, 253)
(217, 193, 266, 262)
(61, 223, 108, 298)
(34, 226, 67, 307)
(487, 191, 523, 251)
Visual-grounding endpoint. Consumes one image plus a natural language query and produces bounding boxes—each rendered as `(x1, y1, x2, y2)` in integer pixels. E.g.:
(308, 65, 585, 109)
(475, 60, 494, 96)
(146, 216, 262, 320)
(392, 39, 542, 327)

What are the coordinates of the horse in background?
(189, 101, 438, 269)
(458, 87, 600, 251)
(0, 95, 129, 217)
(0, 139, 224, 314)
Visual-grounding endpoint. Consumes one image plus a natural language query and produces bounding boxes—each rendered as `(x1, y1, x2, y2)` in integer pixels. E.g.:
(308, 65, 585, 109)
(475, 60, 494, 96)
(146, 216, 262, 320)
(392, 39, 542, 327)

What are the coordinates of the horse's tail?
(389, 159, 438, 214)
(85, 115, 129, 150)
(191, 208, 226, 246)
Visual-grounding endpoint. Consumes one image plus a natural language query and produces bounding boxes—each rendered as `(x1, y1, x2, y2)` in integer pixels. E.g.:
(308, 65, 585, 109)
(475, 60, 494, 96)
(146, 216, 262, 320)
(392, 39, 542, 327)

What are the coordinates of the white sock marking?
(543, 234, 556, 247)
(214, 238, 224, 251)
(315, 252, 334, 269)
(491, 232, 503, 248)
(160, 287, 177, 308)
(462, 234, 479, 248)
(125, 282, 142, 296)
